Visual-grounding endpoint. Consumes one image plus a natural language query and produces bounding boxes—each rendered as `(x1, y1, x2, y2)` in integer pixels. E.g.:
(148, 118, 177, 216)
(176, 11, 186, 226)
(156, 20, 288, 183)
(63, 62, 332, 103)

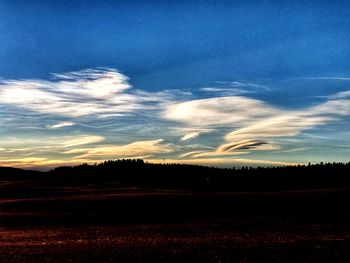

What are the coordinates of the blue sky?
(0, 0, 350, 169)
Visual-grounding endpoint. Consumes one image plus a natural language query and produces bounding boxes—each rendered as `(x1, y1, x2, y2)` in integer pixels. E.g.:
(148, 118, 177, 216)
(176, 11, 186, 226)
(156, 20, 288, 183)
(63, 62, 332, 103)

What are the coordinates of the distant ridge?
(0, 166, 43, 180)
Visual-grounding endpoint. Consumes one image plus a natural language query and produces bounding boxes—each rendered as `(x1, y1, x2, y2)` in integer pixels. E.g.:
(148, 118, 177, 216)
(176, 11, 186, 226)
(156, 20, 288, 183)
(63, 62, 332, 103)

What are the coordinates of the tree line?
(47, 159, 350, 191)
(2, 159, 350, 191)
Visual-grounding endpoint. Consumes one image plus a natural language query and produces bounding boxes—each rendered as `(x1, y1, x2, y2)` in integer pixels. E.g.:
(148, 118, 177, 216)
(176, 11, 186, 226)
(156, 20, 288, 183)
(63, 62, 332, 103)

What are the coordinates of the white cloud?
(59, 135, 105, 148)
(64, 139, 174, 159)
(326, 90, 350, 99)
(297, 77, 350, 81)
(230, 81, 269, 90)
(171, 127, 214, 141)
(0, 68, 146, 118)
(165, 88, 350, 158)
(181, 132, 200, 141)
(311, 99, 350, 116)
(1, 67, 350, 168)
(47, 121, 75, 129)
(162, 96, 280, 127)
(181, 139, 280, 159)
(224, 114, 330, 142)
(201, 81, 269, 96)
(0, 135, 105, 154)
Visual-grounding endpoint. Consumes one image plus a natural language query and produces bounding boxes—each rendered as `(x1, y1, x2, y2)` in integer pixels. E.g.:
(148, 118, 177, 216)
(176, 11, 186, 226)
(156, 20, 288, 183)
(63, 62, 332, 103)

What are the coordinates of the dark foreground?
(2, 219, 350, 263)
(1, 182, 350, 262)
(1, 162, 350, 262)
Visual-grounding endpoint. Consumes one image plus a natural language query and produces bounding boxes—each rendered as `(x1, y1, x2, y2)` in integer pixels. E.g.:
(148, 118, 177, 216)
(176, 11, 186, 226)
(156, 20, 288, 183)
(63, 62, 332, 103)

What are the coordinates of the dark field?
(2, 221, 350, 263)
(1, 180, 350, 262)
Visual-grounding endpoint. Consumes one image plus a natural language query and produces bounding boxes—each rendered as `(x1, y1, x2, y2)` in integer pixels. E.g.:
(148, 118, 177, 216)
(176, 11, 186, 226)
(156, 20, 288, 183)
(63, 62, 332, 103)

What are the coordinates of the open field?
(1, 220, 350, 263)
(1, 180, 350, 262)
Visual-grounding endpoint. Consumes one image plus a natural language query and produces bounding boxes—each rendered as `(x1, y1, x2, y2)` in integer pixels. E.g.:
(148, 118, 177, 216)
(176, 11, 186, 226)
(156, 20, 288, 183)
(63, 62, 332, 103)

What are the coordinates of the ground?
(1, 181, 350, 262)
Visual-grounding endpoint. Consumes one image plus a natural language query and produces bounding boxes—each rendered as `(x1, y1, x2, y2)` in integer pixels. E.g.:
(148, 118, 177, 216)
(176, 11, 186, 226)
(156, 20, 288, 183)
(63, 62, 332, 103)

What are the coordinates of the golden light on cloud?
(147, 158, 301, 167)
(1, 68, 350, 169)
(69, 139, 174, 159)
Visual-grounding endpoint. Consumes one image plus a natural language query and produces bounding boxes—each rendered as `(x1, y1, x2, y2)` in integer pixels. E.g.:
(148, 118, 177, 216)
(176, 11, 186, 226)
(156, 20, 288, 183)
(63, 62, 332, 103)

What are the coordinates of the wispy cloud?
(148, 158, 301, 168)
(325, 90, 350, 99)
(0, 134, 107, 169)
(163, 86, 350, 158)
(0, 157, 98, 170)
(181, 139, 280, 159)
(162, 96, 279, 127)
(0, 135, 105, 156)
(179, 129, 214, 141)
(1, 68, 350, 168)
(225, 114, 330, 142)
(181, 132, 200, 141)
(0, 68, 174, 119)
(296, 77, 350, 81)
(47, 121, 75, 129)
(0, 136, 175, 169)
(201, 81, 269, 96)
(65, 139, 174, 160)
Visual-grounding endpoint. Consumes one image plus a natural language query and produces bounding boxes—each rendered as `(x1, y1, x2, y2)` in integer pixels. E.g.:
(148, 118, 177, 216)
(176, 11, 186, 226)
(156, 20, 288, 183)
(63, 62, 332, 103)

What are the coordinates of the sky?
(0, 0, 350, 169)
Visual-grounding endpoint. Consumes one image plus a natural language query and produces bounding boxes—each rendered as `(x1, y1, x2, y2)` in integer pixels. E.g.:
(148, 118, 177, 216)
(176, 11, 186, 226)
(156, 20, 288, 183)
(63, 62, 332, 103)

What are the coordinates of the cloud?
(164, 87, 350, 158)
(0, 157, 51, 168)
(215, 93, 350, 156)
(171, 127, 214, 142)
(147, 158, 301, 168)
(0, 157, 99, 170)
(200, 87, 248, 96)
(47, 121, 75, 129)
(311, 98, 350, 116)
(0, 68, 152, 118)
(224, 114, 330, 142)
(181, 132, 200, 141)
(218, 140, 268, 152)
(0, 135, 105, 156)
(0, 155, 299, 170)
(1, 67, 350, 169)
(64, 139, 174, 160)
(51, 68, 131, 96)
(59, 135, 105, 148)
(162, 96, 280, 127)
(230, 81, 269, 90)
(0, 137, 174, 169)
(181, 139, 280, 159)
(296, 77, 350, 81)
(201, 81, 269, 96)
(325, 90, 350, 99)
(162, 95, 329, 157)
